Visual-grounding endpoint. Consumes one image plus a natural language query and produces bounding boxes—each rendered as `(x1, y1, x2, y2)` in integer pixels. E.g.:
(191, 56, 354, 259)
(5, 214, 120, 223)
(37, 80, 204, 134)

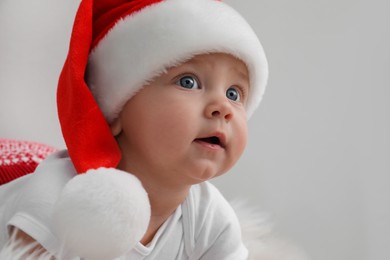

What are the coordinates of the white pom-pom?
(52, 168, 150, 260)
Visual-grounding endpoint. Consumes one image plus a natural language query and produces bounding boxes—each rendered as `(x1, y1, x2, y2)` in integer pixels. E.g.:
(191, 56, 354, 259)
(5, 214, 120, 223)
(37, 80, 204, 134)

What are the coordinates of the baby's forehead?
(167, 53, 249, 79)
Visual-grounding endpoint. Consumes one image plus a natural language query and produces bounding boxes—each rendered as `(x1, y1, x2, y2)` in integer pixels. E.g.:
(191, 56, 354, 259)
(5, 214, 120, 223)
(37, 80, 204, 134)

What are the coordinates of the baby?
(0, 0, 268, 259)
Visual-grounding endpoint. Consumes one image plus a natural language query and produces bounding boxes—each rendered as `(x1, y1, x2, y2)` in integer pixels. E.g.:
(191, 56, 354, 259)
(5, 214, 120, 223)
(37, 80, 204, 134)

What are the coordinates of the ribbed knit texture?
(0, 139, 57, 185)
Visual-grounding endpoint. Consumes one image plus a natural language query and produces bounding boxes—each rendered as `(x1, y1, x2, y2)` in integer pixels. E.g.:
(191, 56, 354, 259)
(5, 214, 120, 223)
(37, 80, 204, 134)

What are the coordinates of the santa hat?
(54, 0, 268, 259)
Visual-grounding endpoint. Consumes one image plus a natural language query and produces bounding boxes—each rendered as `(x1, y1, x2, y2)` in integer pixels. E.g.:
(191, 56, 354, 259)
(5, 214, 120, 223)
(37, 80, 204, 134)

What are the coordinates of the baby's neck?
(137, 174, 191, 245)
(116, 159, 191, 245)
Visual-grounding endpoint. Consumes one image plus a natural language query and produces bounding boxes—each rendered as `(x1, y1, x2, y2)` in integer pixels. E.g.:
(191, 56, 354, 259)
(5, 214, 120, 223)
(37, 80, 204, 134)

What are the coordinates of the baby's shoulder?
(188, 182, 235, 212)
(184, 182, 240, 233)
(181, 182, 244, 256)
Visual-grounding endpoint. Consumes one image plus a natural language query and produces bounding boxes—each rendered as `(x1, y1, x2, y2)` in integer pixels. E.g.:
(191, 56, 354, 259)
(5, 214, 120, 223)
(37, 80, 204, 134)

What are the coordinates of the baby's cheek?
(233, 138, 247, 164)
(222, 133, 247, 174)
(237, 120, 248, 154)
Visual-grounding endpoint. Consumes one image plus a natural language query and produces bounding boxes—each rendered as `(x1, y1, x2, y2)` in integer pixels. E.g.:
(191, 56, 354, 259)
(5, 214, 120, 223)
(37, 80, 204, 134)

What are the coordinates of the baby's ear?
(110, 118, 122, 137)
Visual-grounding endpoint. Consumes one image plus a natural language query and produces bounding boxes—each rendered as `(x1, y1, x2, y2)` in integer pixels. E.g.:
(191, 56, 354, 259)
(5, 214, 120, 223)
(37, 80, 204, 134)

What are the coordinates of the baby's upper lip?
(194, 131, 227, 148)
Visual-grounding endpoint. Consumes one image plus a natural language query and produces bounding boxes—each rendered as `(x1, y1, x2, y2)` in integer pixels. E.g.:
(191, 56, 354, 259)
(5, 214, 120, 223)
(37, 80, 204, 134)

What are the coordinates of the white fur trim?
(87, 0, 268, 123)
(52, 168, 150, 259)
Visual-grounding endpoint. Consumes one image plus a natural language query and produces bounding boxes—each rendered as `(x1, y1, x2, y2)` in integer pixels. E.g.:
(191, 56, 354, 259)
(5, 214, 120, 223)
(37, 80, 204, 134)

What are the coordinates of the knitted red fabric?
(57, 0, 121, 174)
(0, 139, 57, 185)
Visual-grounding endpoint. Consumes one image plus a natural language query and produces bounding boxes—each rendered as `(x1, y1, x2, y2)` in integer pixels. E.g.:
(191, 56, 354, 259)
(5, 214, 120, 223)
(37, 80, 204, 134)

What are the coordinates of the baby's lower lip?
(193, 139, 223, 150)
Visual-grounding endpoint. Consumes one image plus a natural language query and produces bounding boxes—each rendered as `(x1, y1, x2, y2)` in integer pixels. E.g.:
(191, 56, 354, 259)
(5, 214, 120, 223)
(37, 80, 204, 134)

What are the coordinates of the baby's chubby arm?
(0, 151, 76, 259)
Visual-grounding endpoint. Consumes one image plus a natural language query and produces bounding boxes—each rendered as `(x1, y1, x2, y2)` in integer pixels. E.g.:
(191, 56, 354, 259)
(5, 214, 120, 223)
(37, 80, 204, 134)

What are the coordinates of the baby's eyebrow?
(232, 67, 249, 83)
(182, 58, 248, 76)
(180, 57, 207, 67)
(171, 56, 250, 87)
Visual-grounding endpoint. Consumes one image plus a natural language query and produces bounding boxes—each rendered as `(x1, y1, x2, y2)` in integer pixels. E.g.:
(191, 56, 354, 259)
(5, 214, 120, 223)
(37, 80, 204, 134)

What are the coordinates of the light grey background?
(0, 0, 389, 259)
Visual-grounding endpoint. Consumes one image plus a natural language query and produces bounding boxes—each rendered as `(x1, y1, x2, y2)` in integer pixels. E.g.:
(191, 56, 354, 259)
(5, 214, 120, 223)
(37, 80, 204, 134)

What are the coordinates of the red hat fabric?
(57, 0, 117, 174)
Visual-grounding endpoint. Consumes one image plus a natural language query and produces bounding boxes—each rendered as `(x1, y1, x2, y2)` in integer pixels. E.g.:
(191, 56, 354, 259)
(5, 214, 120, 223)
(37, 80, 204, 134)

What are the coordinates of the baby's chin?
(184, 166, 230, 185)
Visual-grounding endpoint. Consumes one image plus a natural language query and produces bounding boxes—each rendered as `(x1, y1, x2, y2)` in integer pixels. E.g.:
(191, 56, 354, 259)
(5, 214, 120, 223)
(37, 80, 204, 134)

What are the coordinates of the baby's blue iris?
(177, 76, 199, 89)
(176, 76, 240, 102)
(226, 87, 240, 101)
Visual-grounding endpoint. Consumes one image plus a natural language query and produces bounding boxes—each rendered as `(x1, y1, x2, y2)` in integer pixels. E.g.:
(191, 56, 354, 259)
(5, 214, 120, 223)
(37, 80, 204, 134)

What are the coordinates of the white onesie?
(0, 150, 248, 259)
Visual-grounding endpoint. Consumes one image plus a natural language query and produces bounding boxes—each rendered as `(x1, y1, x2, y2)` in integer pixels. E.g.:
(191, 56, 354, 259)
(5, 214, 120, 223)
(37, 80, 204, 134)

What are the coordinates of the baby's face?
(111, 53, 249, 186)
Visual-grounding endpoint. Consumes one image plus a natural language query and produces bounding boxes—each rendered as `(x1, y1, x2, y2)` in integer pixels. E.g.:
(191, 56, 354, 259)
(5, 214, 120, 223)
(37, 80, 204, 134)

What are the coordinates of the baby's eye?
(226, 87, 241, 102)
(176, 75, 200, 89)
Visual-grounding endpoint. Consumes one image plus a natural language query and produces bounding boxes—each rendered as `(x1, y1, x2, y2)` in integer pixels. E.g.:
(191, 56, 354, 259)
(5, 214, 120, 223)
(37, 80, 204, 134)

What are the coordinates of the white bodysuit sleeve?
(5, 150, 76, 256)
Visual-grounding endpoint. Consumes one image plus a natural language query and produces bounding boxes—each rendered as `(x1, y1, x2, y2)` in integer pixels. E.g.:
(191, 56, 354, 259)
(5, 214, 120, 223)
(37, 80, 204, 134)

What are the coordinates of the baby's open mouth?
(194, 136, 225, 148)
(198, 136, 220, 145)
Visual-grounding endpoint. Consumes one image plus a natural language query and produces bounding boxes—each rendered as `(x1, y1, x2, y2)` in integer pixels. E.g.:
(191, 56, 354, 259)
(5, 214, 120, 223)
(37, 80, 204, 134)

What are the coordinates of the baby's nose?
(204, 97, 233, 121)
